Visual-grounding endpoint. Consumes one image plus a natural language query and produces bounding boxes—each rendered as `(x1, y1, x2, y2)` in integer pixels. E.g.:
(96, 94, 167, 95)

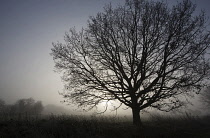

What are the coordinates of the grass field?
(0, 113, 210, 138)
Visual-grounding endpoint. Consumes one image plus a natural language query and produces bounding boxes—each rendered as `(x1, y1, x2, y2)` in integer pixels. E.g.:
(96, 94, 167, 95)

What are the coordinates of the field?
(0, 113, 210, 138)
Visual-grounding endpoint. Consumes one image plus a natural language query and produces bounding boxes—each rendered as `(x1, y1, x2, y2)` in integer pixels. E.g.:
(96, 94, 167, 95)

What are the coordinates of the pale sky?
(0, 0, 210, 115)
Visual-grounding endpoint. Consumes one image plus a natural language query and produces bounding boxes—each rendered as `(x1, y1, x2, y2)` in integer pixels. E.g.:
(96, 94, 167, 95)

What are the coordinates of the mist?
(0, 0, 210, 118)
(1, 0, 210, 137)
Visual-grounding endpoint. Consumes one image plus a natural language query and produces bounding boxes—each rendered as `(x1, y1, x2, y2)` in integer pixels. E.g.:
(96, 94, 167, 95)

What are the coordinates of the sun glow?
(99, 100, 121, 112)
(100, 100, 112, 108)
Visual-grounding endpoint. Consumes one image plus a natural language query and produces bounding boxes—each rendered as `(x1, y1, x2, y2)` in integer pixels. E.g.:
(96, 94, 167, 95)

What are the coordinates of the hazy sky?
(0, 0, 210, 113)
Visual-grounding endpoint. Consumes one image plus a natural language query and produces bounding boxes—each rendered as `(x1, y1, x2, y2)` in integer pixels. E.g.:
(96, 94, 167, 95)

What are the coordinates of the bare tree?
(51, 0, 210, 126)
(13, 98, 43, 115)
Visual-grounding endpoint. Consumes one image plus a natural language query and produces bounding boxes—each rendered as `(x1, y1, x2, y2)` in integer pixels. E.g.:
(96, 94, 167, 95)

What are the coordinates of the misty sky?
(0, 0, 210, 113)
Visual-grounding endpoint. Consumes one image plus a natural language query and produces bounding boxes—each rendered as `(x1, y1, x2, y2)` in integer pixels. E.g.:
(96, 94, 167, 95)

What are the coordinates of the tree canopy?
(51, 0, 210, 126)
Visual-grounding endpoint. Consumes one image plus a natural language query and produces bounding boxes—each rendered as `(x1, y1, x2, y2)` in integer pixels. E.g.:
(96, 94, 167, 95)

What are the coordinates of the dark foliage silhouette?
(13, 98, 44, 115)
(0, 98, 44, 115)
(51, 0, 210, 126)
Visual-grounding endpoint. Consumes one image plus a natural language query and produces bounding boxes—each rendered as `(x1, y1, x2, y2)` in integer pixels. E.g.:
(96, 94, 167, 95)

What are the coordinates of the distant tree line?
(0, 98, 43, 115)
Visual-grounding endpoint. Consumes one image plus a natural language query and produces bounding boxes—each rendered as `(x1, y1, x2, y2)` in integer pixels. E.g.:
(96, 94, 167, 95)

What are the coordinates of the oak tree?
(51, 0, 210, 126)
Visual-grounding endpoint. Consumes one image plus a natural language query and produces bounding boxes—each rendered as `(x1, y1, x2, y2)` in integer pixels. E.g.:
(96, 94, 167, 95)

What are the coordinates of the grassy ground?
(0, 113, 210, 138)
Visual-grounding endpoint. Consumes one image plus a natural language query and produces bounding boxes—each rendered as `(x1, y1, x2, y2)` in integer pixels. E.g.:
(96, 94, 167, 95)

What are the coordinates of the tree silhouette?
(13, 98, 44, 115)
(51, 0, 210, 126)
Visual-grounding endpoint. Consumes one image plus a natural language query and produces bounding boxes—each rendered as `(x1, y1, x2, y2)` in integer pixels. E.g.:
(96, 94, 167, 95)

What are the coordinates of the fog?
(0, 0, 210, 117)
(0, 0, 124, 112)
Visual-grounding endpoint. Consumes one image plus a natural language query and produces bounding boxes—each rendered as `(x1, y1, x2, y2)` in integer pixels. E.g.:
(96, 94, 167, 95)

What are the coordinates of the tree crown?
(51, 0, 210, 112)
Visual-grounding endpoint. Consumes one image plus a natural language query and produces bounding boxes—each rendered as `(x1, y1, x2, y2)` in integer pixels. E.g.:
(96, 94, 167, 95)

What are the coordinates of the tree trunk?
(132, 107, 142, 127)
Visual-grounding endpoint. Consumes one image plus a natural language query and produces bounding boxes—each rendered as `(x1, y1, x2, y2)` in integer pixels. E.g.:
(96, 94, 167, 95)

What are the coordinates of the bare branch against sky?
(51, 0, 210, 126)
